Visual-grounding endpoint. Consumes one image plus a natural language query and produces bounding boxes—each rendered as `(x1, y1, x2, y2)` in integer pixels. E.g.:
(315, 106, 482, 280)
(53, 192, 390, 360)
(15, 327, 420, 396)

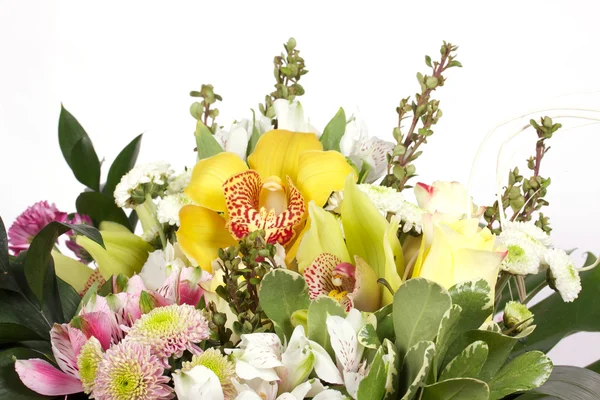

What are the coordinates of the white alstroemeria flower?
(234, 378, 347, 400)
(280, 326, 342, 393)
(273, 99, 320, 136)
(139, 243, 189, 290)
(545, 248, 582, 302)
(233, 378, 278, 400)
(340, 114, 394, 183)
(226, 333, 284, 382)
(173, 365, 225, 400)
(215, 116, 274, 160)
(498, 221, 551, 275)
(326, 309, 370, 399)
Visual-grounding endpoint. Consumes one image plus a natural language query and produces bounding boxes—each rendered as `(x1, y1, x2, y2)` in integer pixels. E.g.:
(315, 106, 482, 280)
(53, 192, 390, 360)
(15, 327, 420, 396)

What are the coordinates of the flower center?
(258, 176, 288, 216)
(328, 289, 349, 300)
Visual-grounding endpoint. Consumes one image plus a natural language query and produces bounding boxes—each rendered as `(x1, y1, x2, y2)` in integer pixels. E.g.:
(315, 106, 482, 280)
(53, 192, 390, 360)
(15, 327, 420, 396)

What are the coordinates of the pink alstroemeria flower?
(15, 323, 86, 396)
(8, 201, 66, 255)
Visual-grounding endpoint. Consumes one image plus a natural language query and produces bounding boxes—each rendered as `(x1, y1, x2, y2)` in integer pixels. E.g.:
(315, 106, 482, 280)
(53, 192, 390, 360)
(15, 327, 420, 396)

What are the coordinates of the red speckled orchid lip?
(223, 170, 305, 246)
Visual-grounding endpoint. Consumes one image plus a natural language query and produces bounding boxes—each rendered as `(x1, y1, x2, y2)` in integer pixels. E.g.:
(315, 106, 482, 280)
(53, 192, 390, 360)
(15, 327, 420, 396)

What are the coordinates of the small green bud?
(139, 291, 157, 314)
(290, 309, 308, 332)
(406, 164, 416, 176)
(503, 301, 534, 333)
(425, 77, 439, 89)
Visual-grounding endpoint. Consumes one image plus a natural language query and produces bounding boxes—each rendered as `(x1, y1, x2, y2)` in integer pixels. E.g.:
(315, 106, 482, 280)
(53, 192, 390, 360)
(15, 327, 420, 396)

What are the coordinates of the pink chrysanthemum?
(124, 304, 209, 361)
(93, 341, 173, 400)
(8, 201, 66, 255)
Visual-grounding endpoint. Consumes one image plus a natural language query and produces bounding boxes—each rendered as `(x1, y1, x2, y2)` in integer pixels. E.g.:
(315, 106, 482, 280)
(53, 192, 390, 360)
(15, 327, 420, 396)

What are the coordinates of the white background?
(1, 0, 599, 366)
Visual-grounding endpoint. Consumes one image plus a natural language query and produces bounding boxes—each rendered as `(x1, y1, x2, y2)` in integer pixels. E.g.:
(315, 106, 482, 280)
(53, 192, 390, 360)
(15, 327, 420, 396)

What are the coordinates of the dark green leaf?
(24, 221, 104, 306)
(399, 340, 435, 400)
(393, 278, 451, 356)
(103, 134, 143, 196)
(76, 191, 131, 229)
(421, 377, 489, 400)
(57, 277, 82, 321)
(58, 106, 101, 191)
(518, 366, 600, 400)
(512, 253, 600, 357)
(488, 351, 552, 400)
(587, 359, 600, 374)
(0, 217, 19, 292)
(128, 210, 139, 232)
(0, 347, 48, 399)
(0, 290, 49, 341)
(433, 304, 462, 376)
(320, 108, 346, 151)
(195, 120, 223, 160)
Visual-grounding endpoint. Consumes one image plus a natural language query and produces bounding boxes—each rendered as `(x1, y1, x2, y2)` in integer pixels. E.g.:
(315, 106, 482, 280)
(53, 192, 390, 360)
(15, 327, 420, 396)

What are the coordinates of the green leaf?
(444, 329, 518, 381)
(103, 133, 143, 196)
(24, 221, 104, 306)
(246, 109, 262, 157)
(258, 269, 310, 340)
(358, 323, 381, 350)
(0, 217, 19, 292)
(357, 345, 387, 400)
(0, 347, 48, 399)
(587, 359, 600, 374)
(0, 290, 49, 341)
(382, 339, 401, 400)
(433, 304, 462, 376)
(512, 253, 600, 357)
(488, 351, 552, 399)
(393, 278, 451, 356)
(440, 340, 489, 381)
(195, 120, 223, 160)
(320, 108, 346, 151)
(58, 105, 101, 191)
(76, 191, 131, 230)
(399, 340, 435, 400)
(449, 279, 493, 331)
(57, 277, 81, 321)
(421, 378, 490, 400)
(518, 366, 600, 399)
(307, 297, 346, 358)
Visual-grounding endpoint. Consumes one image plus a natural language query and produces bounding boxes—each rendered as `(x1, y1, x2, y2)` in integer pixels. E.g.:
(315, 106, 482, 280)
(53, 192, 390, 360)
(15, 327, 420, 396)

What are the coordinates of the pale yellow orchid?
(177, 129, 355, 271)
(299, 176, 404, 310)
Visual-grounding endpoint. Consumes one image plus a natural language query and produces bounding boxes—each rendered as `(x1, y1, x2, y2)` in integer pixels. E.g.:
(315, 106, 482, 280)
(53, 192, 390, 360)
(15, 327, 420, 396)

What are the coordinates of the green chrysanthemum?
(181, 348, 236, 399)
(125, 304, 209, 360)
(77, 337, 104, 394)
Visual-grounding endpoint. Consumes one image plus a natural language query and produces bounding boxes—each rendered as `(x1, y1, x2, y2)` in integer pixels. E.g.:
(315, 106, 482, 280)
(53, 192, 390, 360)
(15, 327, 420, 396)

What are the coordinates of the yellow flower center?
(259, 176, 287, 216)
(328, 289, 348, 300)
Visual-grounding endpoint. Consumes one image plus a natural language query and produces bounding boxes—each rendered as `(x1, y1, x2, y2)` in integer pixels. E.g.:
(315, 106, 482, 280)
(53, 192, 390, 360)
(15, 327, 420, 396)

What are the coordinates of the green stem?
(523, 280, 548, 305)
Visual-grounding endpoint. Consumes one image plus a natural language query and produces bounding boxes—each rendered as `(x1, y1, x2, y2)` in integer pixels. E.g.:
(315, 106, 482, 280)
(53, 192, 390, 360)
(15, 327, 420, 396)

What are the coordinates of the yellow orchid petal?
(296, 201, 351, 273)
(177, 205, 237, 272)
(341, 175, 404, 300)
(185, 152, 248, 212)
(296, 150, 356, 207)
(223, 170, 305, 245)
(51, 250, 98, 294)
(248, 130, 322, 183)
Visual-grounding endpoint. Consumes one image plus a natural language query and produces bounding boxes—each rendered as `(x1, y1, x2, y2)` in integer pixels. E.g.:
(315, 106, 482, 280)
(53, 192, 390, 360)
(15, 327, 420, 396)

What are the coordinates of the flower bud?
(503, 301, 534, 333)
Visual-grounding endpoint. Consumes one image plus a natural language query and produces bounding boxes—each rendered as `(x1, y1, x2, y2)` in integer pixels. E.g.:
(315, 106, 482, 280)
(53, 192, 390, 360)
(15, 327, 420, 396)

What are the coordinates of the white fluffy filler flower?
(157, 193, 193, 226)
(167, 169, 192, 195)
(114, 161, 174, 208)
(498, 221, 551, 275)
(545, 248, 582, 302)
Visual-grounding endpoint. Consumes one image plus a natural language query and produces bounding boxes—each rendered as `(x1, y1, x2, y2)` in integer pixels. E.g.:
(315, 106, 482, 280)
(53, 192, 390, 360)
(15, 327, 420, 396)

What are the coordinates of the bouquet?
(2, 38, 599, 400)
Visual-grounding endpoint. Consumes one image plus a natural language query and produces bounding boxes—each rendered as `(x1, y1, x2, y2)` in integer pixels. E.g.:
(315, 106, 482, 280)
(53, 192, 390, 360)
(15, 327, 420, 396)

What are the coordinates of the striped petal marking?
(223, 170, 305, 245)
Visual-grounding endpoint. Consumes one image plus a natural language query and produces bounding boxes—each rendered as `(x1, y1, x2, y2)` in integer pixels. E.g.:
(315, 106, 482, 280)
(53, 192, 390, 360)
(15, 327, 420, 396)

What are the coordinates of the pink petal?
(50, 324, 87, 379)
(15, 359, 83, 396)
(76, 312, 114, 350)
(157, 268, 180, 303)
(303, 253, 341, 300)
(178, 279, 204, 306)
(126, 275, 147, 296)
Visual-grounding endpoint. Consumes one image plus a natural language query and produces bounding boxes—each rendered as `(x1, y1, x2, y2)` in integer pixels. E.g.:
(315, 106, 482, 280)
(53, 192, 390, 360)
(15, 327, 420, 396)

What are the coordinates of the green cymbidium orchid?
(299, 176, 404, 310)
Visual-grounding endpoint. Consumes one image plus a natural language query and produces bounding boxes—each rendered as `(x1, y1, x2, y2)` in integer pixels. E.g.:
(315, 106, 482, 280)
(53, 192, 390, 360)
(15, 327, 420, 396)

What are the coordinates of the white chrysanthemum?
(114, 161, 174, 208)
(325, 191, 344, 214)
(358, 184, 405, 214)
(157, 193, 193, 226)
(167, 169, 192, 195)
(498, 229, 545, 275)
(503, 221, 552, 247)
(545, 248, 582, 302)
(396, 201, 424, 234)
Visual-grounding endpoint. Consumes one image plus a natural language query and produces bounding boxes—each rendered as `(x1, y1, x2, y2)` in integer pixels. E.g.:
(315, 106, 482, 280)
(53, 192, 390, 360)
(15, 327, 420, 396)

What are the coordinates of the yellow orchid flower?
(178, 129, 355, 271)
(298, 176, 405, 310)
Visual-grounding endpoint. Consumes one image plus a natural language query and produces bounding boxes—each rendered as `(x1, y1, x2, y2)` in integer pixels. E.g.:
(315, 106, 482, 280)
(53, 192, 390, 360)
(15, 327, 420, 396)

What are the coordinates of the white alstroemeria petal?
(310, 339, 344, 384)
(326, 315, 359, 373)
(343, 370, 365, 399)
(139, 248, 169, 290)
(312, 390, 349, 400)
(235, 360, 280, 382)
(273, 99, 318, 134)
(173, 365, 225, 400)
(236, 391, 265, 400)
(227, 125, 251, 160)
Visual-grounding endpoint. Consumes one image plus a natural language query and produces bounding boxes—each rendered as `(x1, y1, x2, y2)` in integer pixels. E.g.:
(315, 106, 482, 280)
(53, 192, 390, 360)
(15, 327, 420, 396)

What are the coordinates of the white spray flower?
(545, 248, 582, 302)
(157, 193, 193, 226)
(167, 169, 193, 195)
(498, 221, 551, 275)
